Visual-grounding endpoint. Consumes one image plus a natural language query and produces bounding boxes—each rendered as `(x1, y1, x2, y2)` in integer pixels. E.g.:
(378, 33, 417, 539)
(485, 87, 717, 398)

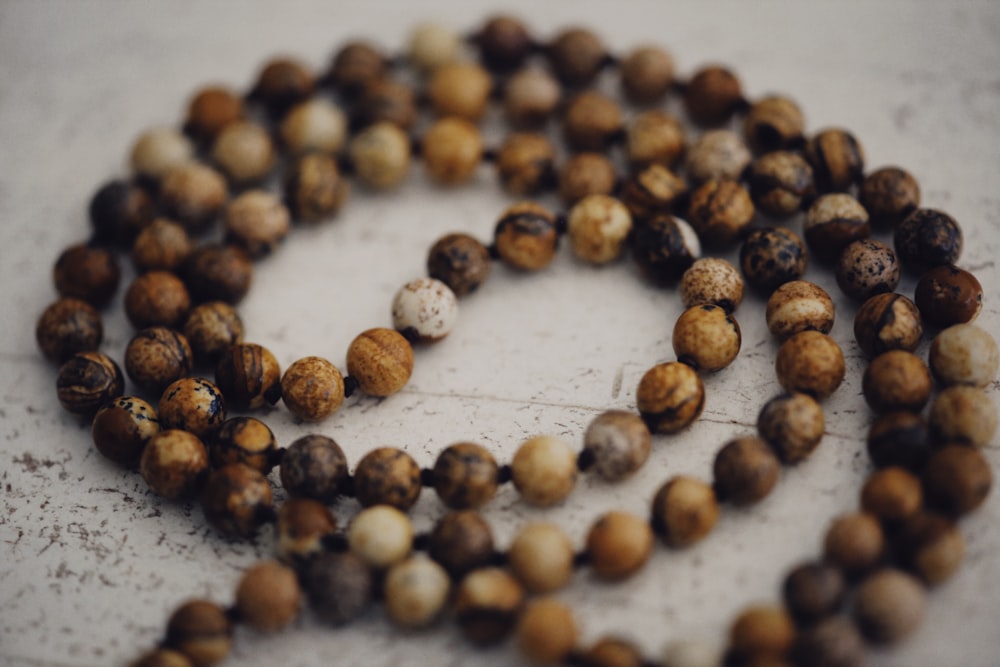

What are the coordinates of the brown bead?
(280, 98, 348, 155)
(636, 361, 705, 433)
(744, 95, 805, 154)
(713, 436, 781, 505)
(823, 512, 885, 577)
(782, 561, 845, 624)
(140, 429, 209, 499)
(511, 435, 578, 506)
(210, 416, 277, 473)
(631, 214, 701, 284)
(185, 86, 243, 142)
(130, 649, 193, 667)
(914, 263, 983, 328)
(432, 442, 499, 509)
(728, 606, 795, 660)
(929, 323, 999, 387)
(859, 166, 920, 228)
(92, 396, 160, 466)
(923, 445, 992, 516)
(346, 327, 414, 397)
(757, 392, 825, 464)
(929, 385, 997, 447)
(53, 243, 121, 307)
(493, 201, 559, 271)
(353, 446, 421, 510)
(426, 232, 492, 296)
(566, 194, 633, 265)
(214, 343, 281, 410)
(559, 152, 616, 206)
(685, 130, 752, 184)
(182, 301, 244, 366)
(507, 522, 574, 593)
(302, 551, 372, 626)
(280, 434, 348, 502)
(164, 599, 232, 667)
(620, 164, 688, 222)
(428, 62, 492, 120)
(284, 152, 350, 222)
(200, 463, 273, 538)
(131, 128, 195, 183)
(582, 410, 651, 481)
(680, 258, 744, 312)
(132, 219, 194, 273)
(124, 270, 191, 330)
(650, 475, 719, 547)
(866, 411, 932, 471)
(36, 298, 103, 363)
(235, 560, 300, 632)
(349, 121, 413, 190)
(348, 505, 414, 569)
(586, 510, 653, 580)
(620, 45, 674, 105)
(210, 121, 274, 185)
(836, 238, 900, 302)
(687, 179, 754, 248)
(547, 27, 606, 87)
(853, 292, 923, 358)
(181, 244, 253, 305)
(158, 377, 227, 438)
(476, 15, 533, 71)
(804, 128, 865, 193)
(896, 512, 965, 585)
(684, 65, 743, 126)
(673, 304, 742, 372)
(56, 351, 124, 416)
(774, 331, 845, 400)
(125, 327, 193, 394)
(353, 78, 418, 130)
(276, 498, 337, 562)
(563, 91, 623, 151)
(804, 193, 871, 263)
(790, 617, 864, 667)
(280, 356, 345, 422)
(739, 227, 807, 295)
(159, 163, 228, 233)
(861, 467, 922, 523)
(579, 636, 644, 667)
(747, 151, 816, 218)
(626, 110, 685, 169)
(504, 67, 561, 128)
(421, 117, 483, 185)
(862, 350, 932, 414)
(853, 569, 925, 644)
(454, 567, 525, 645)
(429, 510, 495, 577)
(496, 132, 556, 195)
(88, 179, 154, 243)
(765, 281, 835, 341)
(223, 190, 290, 258)
(250, 58, 314, 115)
(516, 598, 579, 665)
(328, 41, 387, 95)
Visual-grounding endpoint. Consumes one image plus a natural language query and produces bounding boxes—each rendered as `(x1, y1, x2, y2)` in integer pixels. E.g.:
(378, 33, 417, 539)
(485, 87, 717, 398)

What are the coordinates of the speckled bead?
(929, 324, 999, 387)
(620, 164, 688, 221)
(384, 555, 451, 628)
(250, 58, 315, 115)
(582, 410, 651, 481)
(214, 343, 281, 411)
(302, 551, 372, 626)
(566, 194, 633, 264)
(775, 331, 845, 399)
(426, 233, 492, 296)
(182, 301, 244, 365)
(804, 193, 871, 263)
(896, 512, 965, 585)
(744, 95, 805, 153)
(687, 179, 755, 247)
(279, 98, 347, 155)
(853, 569, 925, 644)
(504, 68, 561, 128)
(859, 167, 921, 228)
(353, 78, 418, 130)
(139, 429, 209, 499)
(547, 27, 606, 87)
(408, 23, 462, 72)
(432, 442, 499, 509)
(713, 437, 781, 505)
(559, 152, 616, 206)
(683, 65, 743, 126)
(823, 512, 885, 577)
(895, 208, 964, 273)
(158, 377, 226, 438)
(853, 293, 923, 358)
(421, 117, 483, 185)
(234, 560, 300, 633)
(631, 215, 701, 285)
(923, 445, 992, 516)
(124, 270, 191, 330)
(496, 132, 556, 195)
(132, 219, 193, 273)
(929, 385, 997, 447)
(53, 243, 121, 308)
(284, 152, 350, 223)
(428, 62, 492, 120)
(867, 411, 933, 471)
(862, 350, 932, 414)
(757, 392, 825, 464)
(392, 277, 459, 342)
(620, 45, 674, 104)
(636, 361, 705, 433)
(507, 522, 574, 593)
(349, 121, 412, 190)
(679, 258, 744, 312)
(673, 304, 741, 372)
(860, 467, 922, 524)
(511, 435, 578, 506)
(130, 649, 194, 667)
(180, 244, 253, 305)
(210, 121, 274, 185)
(200, 463, 273, 538)
(130, 127, 195, 182)
(626, 110, 685, 169)
(475, 15, 533, 71)
(209, 416, 277, 474)
(280, 356, 345, 422)
(184, 86, 243, 143)
(279, 434, 348, 502)
(56, 351, 124, 416)
(276, 498, 337, 562)
(159, 162, 228, 233)
(223, 190, 290, 258)
(782, 561, 846, 624)
(348, 505, 413, 569)
(765, 280, 835, 341)
(516, 598, 579, 665)
(92, 396, 159, 466)
(492, 201, 560, 271)
(124, 327, 193, 394)
(346, 328, 414, 397)
(562, 91, 623, 151)
(586, 510, 654, 580)
(353, 447, 422, 510)
(790, 617, 865, 667)
(429, 510, 495, 577)
(88, 179, 154, 243)
(328, 41, 387, 95)
(739, 227, 807, 294)
(36, 298, 103, 363)
(684, 130, 752, 185)
(804, 128, 865, 193)
(454, 567, 525, 645)
(650, 475, 719, 547)
(164, 600, 232, 667)
(727, 606, 795, 661)
(836, 238, 900, 301)
(747, 151, 816, 217)
(914, 264, 983, 328)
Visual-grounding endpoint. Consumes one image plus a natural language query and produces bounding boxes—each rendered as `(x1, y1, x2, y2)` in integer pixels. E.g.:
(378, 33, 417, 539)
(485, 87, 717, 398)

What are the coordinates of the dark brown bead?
(922, 445, 992, 516)
(713, 436, 781, 505)
(56, 351, 124, 416)
(790, 616, 864, 667)
(853, 293, 923, 358)
(140, 429, 209, 499)
(129, 649, 193, 667)
(200, 463, 273, 538)
(214, 343, 281, 411)
(284, 152, 350, 223)
(547, 27, 606, 87)
(496, 132, 556, 195)
(353, 77, 418, 130)
(559, 152, 616, 206)
(89, 180, 154, 243)
(631, 215, 700, 285)
(620, 164, 688, 222)
(428, 510, 495, 577)
(803, 193, 871, 264)
(866, 411, 932, 471)
(184, 86, 243, 142)
(860, 467, 922, 524)
(251, 58, 315, 115)
(782, 561, 845, 624)
(835, 239, 900, 301)
(852, 569, 926, 644)
(36, 298, 103, 363)
(180, 244, 253, 305)
(504, 67, 561, 129)
(739, 227, 807, 294)
(454, 567, 525, 645)
(302, 551, 372, 625)
(234, 560, 301, 632)
(124, 327, 193, 394)
(328, 41, 387, 96)
(687, 179, 755, 247)
(683, 66, 743, 126)
(132, 219, 194, 273)
(562, 91, 623, 151)
(353, 446, 422, 510)
(276, 498, 337, 563)
(493, 201, 559, 271)
(124, 270, 191, 330)
(804, 128, 865, 193)
(53, 243, 121, 308)
(743, 95, 805, 154)
(862, 350, 932, 414)
(182, 301, 244, 366)
(476, 15, 533, 71)
(747, 151, 816, 218)
(757, 392, 825, 464)
(914, 264, 983, 328)
(620, 46, 674, 105)
(91, 396, 160, 466)
(650, 475, 719, 547)
(210, 416, 277, 474)
(427, 233, 492, 297)
(432, 443, 499, 510)
(164, 599, 232, 667)
(894, 208, 964, 273)
(859, 166, 920, 228)
(823, 512, 885, 577)
(158, 377, 227, 439)
(626, 110, 685, 170)
(280, 434, 348, 502)
(895, 512, 965, 585)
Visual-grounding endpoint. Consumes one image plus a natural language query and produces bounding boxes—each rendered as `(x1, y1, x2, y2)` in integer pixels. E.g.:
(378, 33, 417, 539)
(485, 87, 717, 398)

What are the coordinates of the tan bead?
(923, 445, 992, 515)
(861, 467, 922, 523)
(125, 326, 193, 394)
(158, 377, 227, 438)
(139, 429, 209, 500)
(454, 567, 525, 645)
(511, 435, 578, 506)
(582, 409, 651, 481)
(131, 127, 195, 181)
(214, 342, 281, 411)
(620, 164, 688, 221)
(496, 132, 556, 196)
(182, 301, 244, 366)
(348, 504, 413, 569)
(897, 512, 965, 585)
(673, 304, 741, 372)
(211, 121, 274, 185)
(504, 67, 561, 128)
(586, 510, 653, 580)
(507, 522, 575, 593)
(559, 152, 616, 206)
(636, 361, 705, 433)
(853, 292, 922, 358)
(408, 23, 462, 72)
(276, 498, 337, 563)
(680, 258, 744, 312)
(687, 179, 755, 247)
(92, 396, 160, 466)
(280, 356, 345, 422)
(563, 91, 623, 151)
(284, 152, 350, 223)
(185, 86, 243, 142)
(757, 392, 825, 464)
(853, 569, 925, 644)
(235, 560, 301, 632)
(223, 190, 290, 258)
(859, 166, 921, 227)
(823, 512, 885, 576)
(353, 447, 422, 510)
(775, 331, 845, 400)
(280, 98, 347, 155)
(209, 416, 277, 473)
(346, 327, 414, 397)
(428, 62, 492, 120)
(747, 151, 816, 217)
(620, 45, 674, 104)
(384, 555, 451, 628)
(493, 201, 559, 271)
(422, 117, 483, 185)
(349, 121, 411, 190)
(164, 599, 232, 667)
(650, 475, 719, 547)
(765, 281, 835, 341)
(200, 463, 273, 538)
(582, 636, 645, 667)
(432, 442, 499, 509)
(567, 194, 633, 264)
(547, 27, 606, 86)
(132, 219, 193, 273)
(930, 324, 999, 387)
(685, 130, 751, 184)
(124, 270, 191, 330)
(516, 598, 579, 665)
(862, 350, 932, 414)
(744, 95, 805, 153)
(713, 437, 781, 505)
(159, 162, 228, 233)
(627, 110, 685, 169)
(729, 606, 795, 660)
(354, 78, 418, 131)
(929, 386, 997, 448)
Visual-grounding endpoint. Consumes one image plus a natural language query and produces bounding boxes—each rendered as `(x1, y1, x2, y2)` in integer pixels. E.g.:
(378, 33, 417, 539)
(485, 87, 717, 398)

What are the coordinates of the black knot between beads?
(340, 473, 356, 498)
(482, 147, 498, 163)
(413, 532, 430, 551)
(321, 532, 349, 553)
(572, 550, 591, 569)
(576, 448, 595, 472)
(399, 326, 422, 344)
(554, 214, 568, 236)
(487, 243, 501, 260)
(343, 375, 360, 398)
(496, 464, 513, 485)
(420, 467, 437, 487)
(268, 446, 286, 468)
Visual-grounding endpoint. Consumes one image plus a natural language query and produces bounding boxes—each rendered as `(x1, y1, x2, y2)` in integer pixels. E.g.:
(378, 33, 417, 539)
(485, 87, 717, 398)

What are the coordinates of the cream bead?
(211, 121, 275, 184)
(409, 23, 462, 72)
(391, 277, 459, 343)
(567, 195, 633, 264)
(507, 522, 575, 593)
(348, 504, 413, 569)
(384, 555, 451, 628)
(680, 258, 744, 312)
(349, 121, 411, 189)
(511, 435, 578, 506)
(280, 98, 348, 155)
(929, 324, 999, 387)
(130, 127, 194, 181)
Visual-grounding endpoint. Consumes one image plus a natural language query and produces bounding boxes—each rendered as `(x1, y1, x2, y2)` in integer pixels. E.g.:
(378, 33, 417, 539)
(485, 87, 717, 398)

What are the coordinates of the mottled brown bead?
(862, 350, 932, 414)
(132, 219, 194, 273)
(631, 214, 701, 285)
(280, 98, 348, 156)
(432, 442, 499, 509)
(140, 429, 209, 499)
(235, 560, 300, 632)
(782, 561, 845, 624)
(636, 361, 705, 433)
(124, 325, 193, 395)
(56, 351, 124, 416)
(184, 86, 243, 142)
(124, 270, 191, 330)
(511, 435, 578, 506)
(353, 446, 421, 510)
(914, 264, 983, 328)
(427, 232, 492, 296)
(757, 392, 825, 464)
(713, 437, 781, 505)
(180, 244, 253, 305)
(896, 512, 965, 585)
(547, 27, 606, 87)
(210, 121, 275, 185)
(923, 445, 992, 516)
(164, 599, 232, 667)
(852, 569, 925, 644)
(673, 304, 741, 372)
(823, 512, 885, 577)
(559, 152, 616, 206)
(280, 356, 345, 422)
(861, 467, 923, 524)
(91, 396, 159, 466)
(276, 498, 337, 562)
(428, 62, 492, 120)
(429, 510, 495, 577)
(804, 193, 871, 263)
(563, 91, 623, 151)
(626, 110, 685, 169)
(346, 327, 414, 397)
(687, 179, 754, 247)
(353, 78, 418, 130)
(744, 95, 805, 154)
(210, 416, 277, 473)
(421, 117, 483, 185)
(283, 152, 350, 223)
(684, 65, 743, 126)
(383, 555, 451, 629)
(685, 130, 752, 185)
(775, 331, 845, 400)
(680, 258, 744, 312)
(836, 238, 900, 302)
(620, 45, 674, 105)
(504, 67, 561, 128)
(859, 166, 920, 228)
(866, 411, 933, 471)
(496, 132, 556, 195)
(349, 121, 412, 189)
(579, 636, 644, 667)
(507, 522, 574, 593)
(586, 511, 654, 580)
(650, 475, 719, 547)
(516, 598, 579, 665)
(328, 41, 387, 95)
(804, 128, 865, 193)
(223, 190, 290, 258)
(790, 617, 864, 667)
(182, 301, 244, 366)
(36, 298, 103, 363)
(158, 377, 226, 439)
(130, 649, 193, 667)
(728, 606, 795, 660)
(214, 343, 281, 411)
(250, 58, 314, 115)
(566, 194, 633, 264)
(620, 164, 688, 222)
(739, 227, 807, 295)
(476, 15, 532, 71)
(853, 292, 923, 358)
(159, 162, 228, 234)
(88, 179, 154, 243)
(302, 551, 372, 626)
(53, 243, 121, 308)
(131, 127, 195, 183)
(200, 462, 273, 538)
(582, 410, 651, 481)
(929, 323, 999, 387)
(765, 281, 835, 341)
(280, 434, 348, 502)
(493, 201, 559, 271)
(454, 567, 525, 645)
(747, 151, 815, 218)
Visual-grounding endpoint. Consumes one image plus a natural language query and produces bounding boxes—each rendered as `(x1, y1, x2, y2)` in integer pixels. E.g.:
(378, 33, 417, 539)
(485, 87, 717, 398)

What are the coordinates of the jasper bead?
(747, 151, 816, 217)
(823, 512, 885, 577)
(852, 569, 925, 644)
(559, 152, 616, 206)
(182, 301, 244, 365)
(201, 463, 273, 538)
(36, 298, 103, 363)
(914, 264, 983, 328)
(713, 437, 781, 505)
(432, 442, 499, 509)
(567, 194, 633, 264)
(89, 179, 154, 243)
(276, 498, 337, 562)
(124, 270, 191, 330)
(92, 396, 160, 466)
(250, 58, 315, 115)
(727, 605, 795, 660)
(384, 555, 451, 628)
(426, 233, 492, 296)
(164, 600, 232, 667)
(392, 277, 459, 342)
(859, 167, 921, 227)
(56, 351, 124, 416)
(181, 244, 253, 305)
(516, 599, 579, 665)
(211, 121, 274, 185)
(421, 117, 483, 185)
(159, 162, 228, 233)
(636, 361, 705, 433)
(328, 41, 387, 95)
(563, 91, 623, 151)
(210, 416, 277, 473)
(280, 356, 345, 422)
(130, 127, 195, 183)
(853, 292, 923, 358)
(348, 504, 413, 569)
(626, 110, 685, 169)
(896, 512, 965, 585)
(804, 193, 871, 263)
(303, 551, 372, 626)
(679, 258, 744, 312)
(928, 385, 997, 447)
(757, 392, 825, 464)
(835, 238, 900, 301)
(158, 377, 226, 438)
(428, 62, 492, 120)
(631, 215, 701, 284)
(582, 410, 651, 481)
(124, 327, 193, 394)
(496, 133, 556, 196)
(860, 467, 922, 524)
(804, 128, 865, 193)
(223, 190, 290, 258)
(429, 510, 495, 577)
(507, 522, 574, 593)
(765, 280, 835, 341)
(214, 343, 281, 410)
(349, 121, 412, 190)
(408, 23, 462, 72)
(475, 15, 533, 71)
(687, 179, 755, 247)
(620, 45, 674, 105)
(867, 411, 933, 471)
(184, 86, 243, 143)
(234, 560, 301, 632)
(744, 95, 805, 153)
(673, 304, 741, 372)
(354, 77, 419, 130)
(894, 208, 963, 272)
(140, 429, 209, 499)
(353, 447, 422, 510)
(586, 511, 654, 580)
(782, 561, 845, 624)
(511, 435, 578, 506)
(283, 152, 350, 222)
(280, 434, 349, 502)
(346, 328, 414, 397)
(454, 568, 525, 645)
(862, 350, 933, 414)
(493, 201, 559, 271)
(775, 331, 845, 399)
(54, 244, 121, 308)
(923, 445, 992, 516)
(547, 27, 607, 87)
(504, 67, 561, 128)
(683, 65, 742, 126)
(790, 617, 864, 667)
(132, 219, 194, 273)
(279, 98, 347, 155)
(929, 324, 999, 387)
(685, 129, 752, 185)
(650, 475, 719, 547)
(620, 164, 688, 221)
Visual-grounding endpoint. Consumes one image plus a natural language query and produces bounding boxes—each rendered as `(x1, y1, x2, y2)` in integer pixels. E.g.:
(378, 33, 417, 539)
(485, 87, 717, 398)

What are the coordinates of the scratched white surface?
(1, 1, 999, 666)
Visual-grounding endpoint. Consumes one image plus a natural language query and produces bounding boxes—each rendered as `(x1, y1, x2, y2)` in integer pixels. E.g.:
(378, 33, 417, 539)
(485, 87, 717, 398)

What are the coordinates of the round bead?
(223, 190, 290, 258)
(302, 551, 372, 626)
(53, 243, 121, 308)
(713, 437, 781, 505)
(283, 152, 350, 222)
(349, 121, 412, 190)
(749, 151, 817, 220)
(662, 639, 724, 667)
(124, 327, 193, 394)
(36, 298, 103, 363)
(650, 475, 719, 547)
(507, 522, 574, 593)
(853, 569, 925, 644)
(496, 132, 556, 196)
(859, 166, 921, 227)
(631, 215, 701, 285)
(421, 117, 483, 185)
(432, 442, 499, 509)
(679, 258, 744, 312)
(346, 328, 414, 397)
(620, 45, 674, 104)
(209, 416, 277, 473)
(626, 110, 685, 169)
(279, 434, 349, 502)
(429, 510, 495, 577)
(454, 567, 525, 645)
(775, 331, 845, 399)
(867, 411, 933, 471)
(728, 606, 795, 660)
(353, 446, 421, 510)
(765, 280, 835, 341)
(862, 350, 932, 414)
(894, 208, 963, 272)
(428, 62, 492, 120)
(687, 179, 755, 247)
(56, 351, 124, 416)
(214, 343, 281, 411)
(182, 301, 244, 366)
(164, 600, 232, 667)
(91, 396, 159, 466)
(683, 65, 742, 126)
(790, 617, 864, 667)
(743, 95, 805, 153)
(757, 392, 825, 464)
(582, 410, 651, 481)
(392, 277, 459, 342)
(516, 598, 579, 665)
(234, 561, 301, 632)
(408, 23, 461, 72)
(929, 385, 997, 447)
(184, 86, 243, 143)
(180, 244, 253, 305)
(426, 233, 492, 296)
(586, 511, 653, 580)
(210, 121, 273, 185)
(804, 193, 871, 263)
(620, 164, 688, 221)
(132, 219, 193, 273)
(504, 67, 561, 129)
(130, 127, 195, 182)
(684, 130, 752, 184)
(782, 561, 846, 624)
(923, 445, 992, 516)
(384, 555, 451, 628)
(853, 293, 923, 358)
(835, 238, 900, 301)
(124, 270, 191, 330)
(139, 429, 209, 499)
(511, 435, 578, 506)
(280, 98, 347, 155)
(348, 505, 413, 569)
(930, 324, 999, 387)
(559, 152, 616, 206)
(673, 304, 741, 372)
(250, 58, 314, 114)
(354, 78, 419, 131)
(158, 377, 226, 438)
(276, 498, 337, 563)
(636, 361, 705, 433)
(89, 179, 155, 243)
(159, 162, 227, 233)
(823, 512, 885, 576)
(914, 264, 983, 328)
(328, 41, 387, 95)
(492, 201, 559, 271)
(581, 636, 645, 667)
(476, 15, 533, 71)
(547, 27, 606, 86)
(739, 227, 807, 294)
(200, 463, 273, 538)
(280, 356, 345, 422)
(896, 512, 965, 585)
(566, 194, 633, 264)
(130, 649, 194, 667)
(804, 128, 865, 193)
(563, 91, 623, 151)
(860, 467, 922, 523)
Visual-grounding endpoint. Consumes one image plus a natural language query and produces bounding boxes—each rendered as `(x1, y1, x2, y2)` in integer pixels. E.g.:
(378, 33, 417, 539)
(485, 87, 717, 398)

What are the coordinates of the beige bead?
(349, 121, 411, 190)
(160, 163, 228, 232)
(620, 164, 688, 221)
(234, 560, 301, 632)
(493, 201, 559, 271)
(928, 385, 997, 447)
(650, 475, 719, 547)
(929, 324, 999, 387)
(586, 511, 653, 580)
(673, 304, 741, 372)
(280, 98, 347, 155)
(680, 258, 744, 312)
(728, 605, 796, 660)
(563, 91, 623, 151)
(582, 409, 651, 481)
(139, 429, 209, 500)
(280, 356, 345, 421)
(853, 293, 923, 358)
(775, 331, 845, 399)
(211, 121, 275, 185)
(685, 130, 751, 184)
(496, 132, 556, 195)
(559, 152, 616, 206)
(567, 195, 633, 264)
(131, 127, 194, 181)
(636, 361, 706, 433)
(346, 327, 414, 397)
(516, 598, 579, 665)
(766, 280, 835, 341)
(384, 555, 451, 628)
(620, 45, 674, 104)
(224, 190, 290, 258)
(507, 522, 575, 593)
(853, 569, 926, 644)
(429, 62, 492, 120)
(627, 110, 685, 169)
(454, 568, 525, 645)
(687, 179, 755, 247)
(511, 435, 578, 506)
(757, 392, 825, 464)
(421, 117, 483, 185)
(804, 193, 871, 263)
(408, 23, 462, 72)
(505, 67, 561, 128)
(348, 504, 413, 569)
